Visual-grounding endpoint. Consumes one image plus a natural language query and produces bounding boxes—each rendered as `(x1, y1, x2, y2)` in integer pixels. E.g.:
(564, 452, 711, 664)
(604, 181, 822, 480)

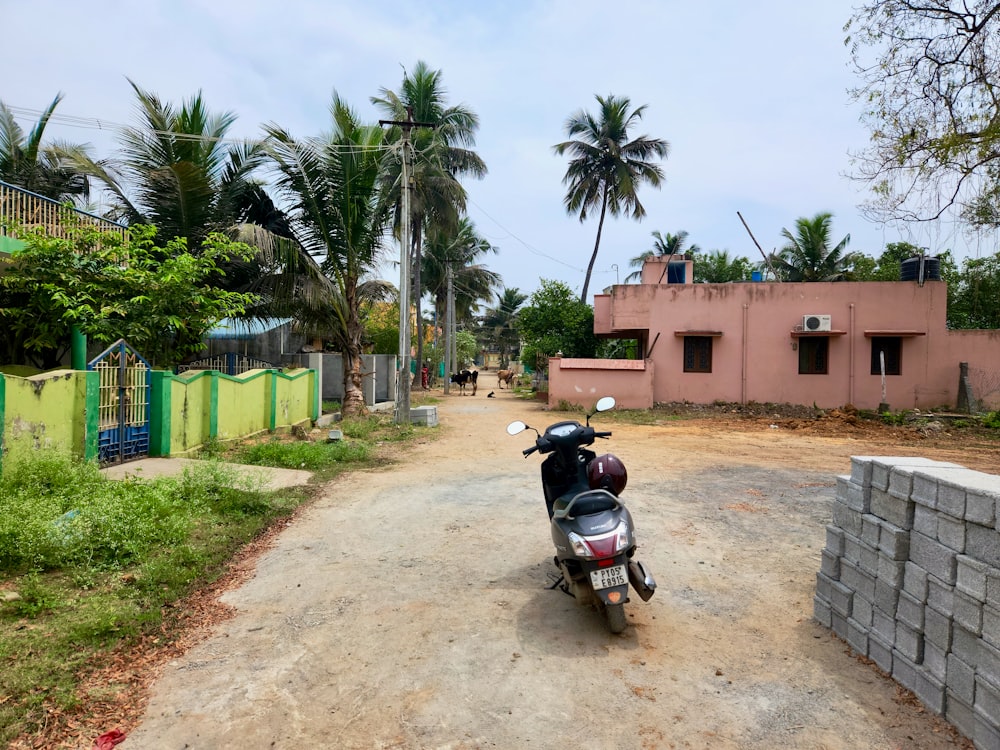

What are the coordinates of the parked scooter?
(507, 397, 655, 633)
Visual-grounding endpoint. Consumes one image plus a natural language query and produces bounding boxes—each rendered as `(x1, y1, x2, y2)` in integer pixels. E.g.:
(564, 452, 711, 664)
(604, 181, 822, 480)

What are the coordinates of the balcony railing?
(0, 180, 128, 246)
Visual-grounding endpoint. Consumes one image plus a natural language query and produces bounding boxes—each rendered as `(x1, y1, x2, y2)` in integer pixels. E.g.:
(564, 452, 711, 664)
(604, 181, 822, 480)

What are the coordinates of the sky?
(6, 0, 995, 302)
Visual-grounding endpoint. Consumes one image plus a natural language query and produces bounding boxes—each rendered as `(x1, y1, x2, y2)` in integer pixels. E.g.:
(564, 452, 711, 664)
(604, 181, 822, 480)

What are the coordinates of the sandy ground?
(118, 390, 990, 749)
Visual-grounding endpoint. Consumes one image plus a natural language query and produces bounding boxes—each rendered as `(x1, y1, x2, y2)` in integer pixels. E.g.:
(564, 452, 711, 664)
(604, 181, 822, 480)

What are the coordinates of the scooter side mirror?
(595, 396, 616, 413)
(506, 420, 528, 436)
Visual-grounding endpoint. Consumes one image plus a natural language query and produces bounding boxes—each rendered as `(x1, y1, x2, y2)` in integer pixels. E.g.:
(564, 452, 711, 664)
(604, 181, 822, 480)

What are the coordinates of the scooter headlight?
(567, 531, 595, 559)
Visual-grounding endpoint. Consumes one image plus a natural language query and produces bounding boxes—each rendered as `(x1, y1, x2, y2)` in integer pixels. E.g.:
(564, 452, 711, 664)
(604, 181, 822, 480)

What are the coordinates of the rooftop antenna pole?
(737, 211, 779, 281)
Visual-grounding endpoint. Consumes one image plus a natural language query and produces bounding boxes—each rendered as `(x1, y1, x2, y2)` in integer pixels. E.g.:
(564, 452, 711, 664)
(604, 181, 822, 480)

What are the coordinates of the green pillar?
(149, 371, 173, 457)
(71, 325, 87, 370)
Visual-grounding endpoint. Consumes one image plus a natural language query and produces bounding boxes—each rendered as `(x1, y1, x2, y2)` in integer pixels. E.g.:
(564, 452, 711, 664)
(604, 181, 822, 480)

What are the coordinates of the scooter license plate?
(590, 564, 627, 590)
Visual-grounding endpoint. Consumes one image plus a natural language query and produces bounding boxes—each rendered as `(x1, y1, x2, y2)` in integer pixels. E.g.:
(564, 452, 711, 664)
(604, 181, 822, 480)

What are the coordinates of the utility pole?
(379, 108, 434, 424)
(444, 264, 454, 395)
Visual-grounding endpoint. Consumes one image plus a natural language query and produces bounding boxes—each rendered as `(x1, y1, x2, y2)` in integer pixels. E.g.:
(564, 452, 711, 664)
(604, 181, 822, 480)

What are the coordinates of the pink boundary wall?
(549, 278, 1000, 411)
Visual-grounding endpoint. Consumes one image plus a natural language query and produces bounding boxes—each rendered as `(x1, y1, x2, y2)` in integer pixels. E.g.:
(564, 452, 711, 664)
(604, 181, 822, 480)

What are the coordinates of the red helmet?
(587, 454, 628, 496)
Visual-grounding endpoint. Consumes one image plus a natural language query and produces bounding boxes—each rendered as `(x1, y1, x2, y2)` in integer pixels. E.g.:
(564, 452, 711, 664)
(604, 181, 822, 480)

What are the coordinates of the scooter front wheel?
(603, 602, 627, 634)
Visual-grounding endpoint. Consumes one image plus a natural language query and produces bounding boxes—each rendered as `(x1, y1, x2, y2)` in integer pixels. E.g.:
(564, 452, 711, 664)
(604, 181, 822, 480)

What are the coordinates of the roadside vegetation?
(0, 411, 427, 745)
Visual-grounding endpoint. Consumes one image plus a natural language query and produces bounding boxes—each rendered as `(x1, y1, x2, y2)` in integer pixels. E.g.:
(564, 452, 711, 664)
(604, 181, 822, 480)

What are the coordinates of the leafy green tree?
(373, 61, 487, 376)
(691, 249, 755, 283)
(0, 223, 256, 368)
(846, 2, 1000, 225)
(0, 94, 90, 201)
(625, 230, 699, 283)
(768, 213, 858, 281)
(518, 279, 598, 372)
(851, 241, 925, 282)
(482, 287, 528, 368)
(947, 252, 1000, 329)
(264, 95, 393, 417)
(554, 94, 669, 302)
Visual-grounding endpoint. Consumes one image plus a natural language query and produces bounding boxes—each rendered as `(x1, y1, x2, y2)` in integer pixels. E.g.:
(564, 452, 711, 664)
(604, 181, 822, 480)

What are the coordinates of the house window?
(683, 336, 712, 373)
(798, 337, 828, 374)
(870, 337, 902, 376)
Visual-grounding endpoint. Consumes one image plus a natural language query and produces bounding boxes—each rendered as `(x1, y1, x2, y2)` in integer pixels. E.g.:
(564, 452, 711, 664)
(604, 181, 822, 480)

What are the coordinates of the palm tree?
(372, 61, 487, 379)
(625, 230, 698, 283)
(483, 287, 527, 368)
(769, 212, 857, 281)
(553, 94, 669, 302)
(691, 249, 755, 283)
(422, 217, 500, 368)
(0, 93, 90, 201)
(264, 94, 393, 416)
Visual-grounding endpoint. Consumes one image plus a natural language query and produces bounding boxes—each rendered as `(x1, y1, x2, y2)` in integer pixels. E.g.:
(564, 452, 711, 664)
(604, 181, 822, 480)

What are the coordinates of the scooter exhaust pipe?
(628, 560, 656, 602)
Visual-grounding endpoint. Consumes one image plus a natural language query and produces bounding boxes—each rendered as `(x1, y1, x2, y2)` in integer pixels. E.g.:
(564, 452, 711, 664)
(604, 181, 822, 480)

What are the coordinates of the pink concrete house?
(548, 256, 1000, 412)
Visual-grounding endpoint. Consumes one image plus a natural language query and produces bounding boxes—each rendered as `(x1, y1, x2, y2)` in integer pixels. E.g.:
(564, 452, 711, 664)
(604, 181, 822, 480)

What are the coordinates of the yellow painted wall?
(3, 370, 88, 460)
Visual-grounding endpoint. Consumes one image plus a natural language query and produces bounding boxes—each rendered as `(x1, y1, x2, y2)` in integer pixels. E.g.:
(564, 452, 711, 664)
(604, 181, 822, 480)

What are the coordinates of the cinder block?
(846, 617, 869, 656)
(815, 571, 833, 602)
(872, 607, 897, 644)
(875, 580, 900, 617)
(831, 611, 848, 639)
(978, 640, 1000, 691)
(903, 562, 929, 602)
(927, 575, 955, 615)
(914, 503, 939, 538)
(914, 670, 947, 715)
(820, 549, 840, 580)
(952, 623, 980, 666)
(957, 555, 988, 601)
(897, 590, 925, 632)
(895, 621, 924, 663)
(878, 554, 906, 588)
(987, 566, 1000, 602)
(923, 640, 948, 682)
(892, 649, 920, 692)
(966, 484, 997, 527)
(852, 596, 873, 628)
(825, 525, 845, 556)
(861, 513, 881, 546)
(840, 559, 876, 603)
(975, 675, 1000, 727)
(871, 488, 915, 530)
(836, 476, 868, 512)
(923, 605, 953, 651)
(849, 456, 877, 488)
(912, 472, 940, 508)
(813, 595, 832, 628)
(967, 523, 1000, 568)
(860, 542, 880, 577)
(936, 511, 966, 553)
(954, 588, 983, 636)
(833, 502, 864, 538)
(843, 534, 862, 564)
(946, 692, 975, 743)
(947, 653, 977, 705)
(984, 604, 1000, 650)
(911, 532, 958, 585)
(974, 708, 1000, 750)
(937, 479, 967, 519)
(868, 631, 893, 673)
(879, 520, 910, 561)
(828, 576, 855, 617)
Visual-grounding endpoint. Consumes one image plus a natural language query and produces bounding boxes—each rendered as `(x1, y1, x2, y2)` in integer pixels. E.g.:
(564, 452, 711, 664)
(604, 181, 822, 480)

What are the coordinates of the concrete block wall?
(814, 456, 1000, 749)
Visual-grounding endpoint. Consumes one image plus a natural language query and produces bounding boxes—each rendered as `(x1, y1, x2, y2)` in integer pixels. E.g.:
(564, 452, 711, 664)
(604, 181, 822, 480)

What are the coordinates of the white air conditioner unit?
(802, 314, 832, 332)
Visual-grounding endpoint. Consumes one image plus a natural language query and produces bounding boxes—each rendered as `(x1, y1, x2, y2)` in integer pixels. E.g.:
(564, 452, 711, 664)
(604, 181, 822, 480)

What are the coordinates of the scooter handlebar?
(522, 445, 539, 457)
(594, 431, 612, 438)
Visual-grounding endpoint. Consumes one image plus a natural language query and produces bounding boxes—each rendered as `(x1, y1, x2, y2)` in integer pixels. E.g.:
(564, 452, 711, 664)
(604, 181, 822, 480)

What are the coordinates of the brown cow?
(497, 369, 516, 389)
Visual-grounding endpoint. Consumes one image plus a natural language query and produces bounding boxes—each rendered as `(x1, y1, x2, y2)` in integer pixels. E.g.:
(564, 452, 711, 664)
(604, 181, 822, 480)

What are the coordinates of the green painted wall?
(2, 370, 89, 461)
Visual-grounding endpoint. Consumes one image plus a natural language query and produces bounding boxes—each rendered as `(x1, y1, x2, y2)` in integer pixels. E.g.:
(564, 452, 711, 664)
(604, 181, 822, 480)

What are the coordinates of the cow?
(497, 369, 516, 389)
(450, 369, 478, 395)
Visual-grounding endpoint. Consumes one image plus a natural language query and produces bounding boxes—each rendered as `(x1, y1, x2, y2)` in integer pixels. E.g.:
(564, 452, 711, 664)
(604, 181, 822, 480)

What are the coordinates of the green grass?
(0, 413, 430, 744)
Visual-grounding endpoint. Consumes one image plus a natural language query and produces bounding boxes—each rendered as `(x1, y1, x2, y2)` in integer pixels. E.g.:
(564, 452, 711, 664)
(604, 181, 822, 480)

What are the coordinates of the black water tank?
(900, 256, 941, 282)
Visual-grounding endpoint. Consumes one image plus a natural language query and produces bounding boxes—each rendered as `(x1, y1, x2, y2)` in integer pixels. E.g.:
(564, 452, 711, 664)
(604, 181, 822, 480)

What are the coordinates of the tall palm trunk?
(342, 279, 367, 416)
(581, 189, 610, 303)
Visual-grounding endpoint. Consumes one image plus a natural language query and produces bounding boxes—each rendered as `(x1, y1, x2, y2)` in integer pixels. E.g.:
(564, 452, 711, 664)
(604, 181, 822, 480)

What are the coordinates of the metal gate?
(88, 339, 151, 464)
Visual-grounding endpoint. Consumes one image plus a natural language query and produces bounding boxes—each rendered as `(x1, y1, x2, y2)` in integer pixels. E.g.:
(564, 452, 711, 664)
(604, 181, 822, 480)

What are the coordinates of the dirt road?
(124, 391, 977, 749)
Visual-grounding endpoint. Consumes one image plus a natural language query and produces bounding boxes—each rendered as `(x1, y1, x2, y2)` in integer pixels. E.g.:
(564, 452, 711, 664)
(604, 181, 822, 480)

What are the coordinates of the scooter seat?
(553, 489, 619, 519)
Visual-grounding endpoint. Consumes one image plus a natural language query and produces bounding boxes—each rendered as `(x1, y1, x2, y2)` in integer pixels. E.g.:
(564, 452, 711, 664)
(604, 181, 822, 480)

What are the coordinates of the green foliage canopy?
(518, 279, 598, 370)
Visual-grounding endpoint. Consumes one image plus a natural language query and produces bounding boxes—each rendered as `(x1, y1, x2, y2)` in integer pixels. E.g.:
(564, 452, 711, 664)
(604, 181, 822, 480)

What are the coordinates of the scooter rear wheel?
(604, 602, 627, 634)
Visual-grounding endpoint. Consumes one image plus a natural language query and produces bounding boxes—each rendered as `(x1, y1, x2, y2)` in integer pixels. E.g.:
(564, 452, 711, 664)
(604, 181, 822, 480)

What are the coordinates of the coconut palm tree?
(0, 93, 90, 201)
(624, 230, 699, 283)
(691, 249, 755, 283)
(553, 94, 669, 302)
(372, 61, 487, 379)
(263, 94, 393, 416)
(768, 212, 857, 281)
(482, 287, 527, 368)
